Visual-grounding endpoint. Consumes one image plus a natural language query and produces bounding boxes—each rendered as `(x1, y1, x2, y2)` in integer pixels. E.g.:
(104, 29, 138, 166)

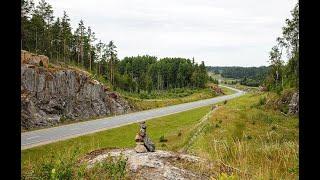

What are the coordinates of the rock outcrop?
(288, 91, 299, 115)
(210, 85, 224, 95)
(21, 50, 49, 68)
(83, 149, 207, 180)
(21, 51, 131, 130)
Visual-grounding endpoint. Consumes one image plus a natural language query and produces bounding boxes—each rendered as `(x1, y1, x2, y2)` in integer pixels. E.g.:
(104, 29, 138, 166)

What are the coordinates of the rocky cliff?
(21, 51, 131, 130)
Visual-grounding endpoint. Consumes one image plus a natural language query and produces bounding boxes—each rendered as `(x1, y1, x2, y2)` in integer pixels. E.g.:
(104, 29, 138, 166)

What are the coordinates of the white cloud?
(40, 0, 297, 66)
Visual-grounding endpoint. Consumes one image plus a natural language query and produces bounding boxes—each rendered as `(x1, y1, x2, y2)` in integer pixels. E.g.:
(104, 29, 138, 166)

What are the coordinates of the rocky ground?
(21, 51, 132, 130)
(80, 148, 218, 180)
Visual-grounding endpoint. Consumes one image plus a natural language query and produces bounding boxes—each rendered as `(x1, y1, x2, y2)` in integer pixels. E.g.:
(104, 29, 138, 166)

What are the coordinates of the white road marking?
(70, 128, 80, 130)
(26, 136, 40, 140)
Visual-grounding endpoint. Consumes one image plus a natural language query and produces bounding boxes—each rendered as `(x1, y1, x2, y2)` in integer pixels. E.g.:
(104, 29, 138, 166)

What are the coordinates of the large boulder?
(288, 91, 299, 115)
(82, 149, 208, 179)
(21, 50, 49, 68)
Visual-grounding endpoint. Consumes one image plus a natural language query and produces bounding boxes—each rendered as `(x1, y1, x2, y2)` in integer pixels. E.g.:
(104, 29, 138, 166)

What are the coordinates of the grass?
(22, 105, 212, 177)
(224, 83, 259, 92)
(22, 90, 298, 179)
(187, 92, 299, 179)
(124, 87, 220, 111)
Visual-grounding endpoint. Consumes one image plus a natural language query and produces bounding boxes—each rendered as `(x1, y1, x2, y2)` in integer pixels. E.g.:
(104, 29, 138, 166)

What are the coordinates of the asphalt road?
(21, 85, 245, 150)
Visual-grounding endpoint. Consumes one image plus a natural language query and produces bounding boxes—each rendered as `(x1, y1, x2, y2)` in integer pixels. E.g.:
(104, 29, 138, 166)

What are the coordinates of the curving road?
(21, 85, 245, 150)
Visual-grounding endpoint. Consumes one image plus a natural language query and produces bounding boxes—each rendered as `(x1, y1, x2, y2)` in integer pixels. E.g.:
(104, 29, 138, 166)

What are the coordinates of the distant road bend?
(21, 85, 245, 150)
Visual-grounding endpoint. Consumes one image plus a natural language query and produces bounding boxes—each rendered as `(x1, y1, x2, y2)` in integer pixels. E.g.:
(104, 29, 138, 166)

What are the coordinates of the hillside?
(207, 66, 270, 86)
(21, 51, 131, 130)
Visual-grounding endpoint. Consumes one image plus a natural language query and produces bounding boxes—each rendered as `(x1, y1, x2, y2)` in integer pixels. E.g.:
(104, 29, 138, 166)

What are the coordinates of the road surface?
(21, 85, 245, 150)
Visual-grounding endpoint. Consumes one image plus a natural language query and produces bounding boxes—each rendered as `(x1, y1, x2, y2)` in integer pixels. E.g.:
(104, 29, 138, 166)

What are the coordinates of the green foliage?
(265, 2, 299, 92)
(21, 0, 209, 94)
(117, 56, 208, 93)
(207, 66, 269, 86)
(22, 148, 128, 179)
(23, 149, 80, 180)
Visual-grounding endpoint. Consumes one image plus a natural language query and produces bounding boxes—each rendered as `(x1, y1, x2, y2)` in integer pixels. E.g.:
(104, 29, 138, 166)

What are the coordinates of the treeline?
(207, 66, 269, 86)
(264, 2, 299, 92)
(21, 0, 98, 71)
(116, 56, 208, 93)
(21, 0, 209, 93)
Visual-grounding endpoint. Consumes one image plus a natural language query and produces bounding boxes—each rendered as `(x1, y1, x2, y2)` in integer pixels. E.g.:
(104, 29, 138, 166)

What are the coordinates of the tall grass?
(188, 93, 298, 179)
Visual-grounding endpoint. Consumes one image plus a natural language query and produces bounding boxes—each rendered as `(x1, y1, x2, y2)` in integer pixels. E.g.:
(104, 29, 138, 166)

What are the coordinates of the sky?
(40, 0, 297, 67)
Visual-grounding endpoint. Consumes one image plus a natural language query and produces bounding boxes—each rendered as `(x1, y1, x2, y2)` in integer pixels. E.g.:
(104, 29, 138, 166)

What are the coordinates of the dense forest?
(207, 66, 270, 86)
(264, 2, 299, 92)
(21, 0, 209, 93)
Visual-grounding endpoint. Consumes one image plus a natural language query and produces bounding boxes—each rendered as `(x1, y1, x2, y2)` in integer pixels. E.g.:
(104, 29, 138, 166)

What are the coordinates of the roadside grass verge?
(187, 93, 299, 179)
(220, 86, 236, 95)
(124, 85, 235, 111)
(124, 88, 218, 111)
(22, 105, 212, 177)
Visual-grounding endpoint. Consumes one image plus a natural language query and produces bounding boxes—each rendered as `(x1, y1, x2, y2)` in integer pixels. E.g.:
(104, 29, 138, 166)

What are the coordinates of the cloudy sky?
(42, 0, 296, 67)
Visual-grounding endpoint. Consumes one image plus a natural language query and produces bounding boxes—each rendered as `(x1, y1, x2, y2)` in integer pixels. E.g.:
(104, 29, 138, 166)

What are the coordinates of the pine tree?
(106, 41, 117, 85)
(61, 11, 73, 63)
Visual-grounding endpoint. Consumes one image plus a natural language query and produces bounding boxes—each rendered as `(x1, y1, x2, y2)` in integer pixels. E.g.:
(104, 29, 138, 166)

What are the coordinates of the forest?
(264, 3, 299, 93)
(21, 0, 208, 93)
(207, 66, 269, 86)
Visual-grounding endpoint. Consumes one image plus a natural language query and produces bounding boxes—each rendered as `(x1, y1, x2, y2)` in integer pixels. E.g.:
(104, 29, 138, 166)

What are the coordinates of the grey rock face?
(288, 91, 299, 115)
(21, 64, 131, 130)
